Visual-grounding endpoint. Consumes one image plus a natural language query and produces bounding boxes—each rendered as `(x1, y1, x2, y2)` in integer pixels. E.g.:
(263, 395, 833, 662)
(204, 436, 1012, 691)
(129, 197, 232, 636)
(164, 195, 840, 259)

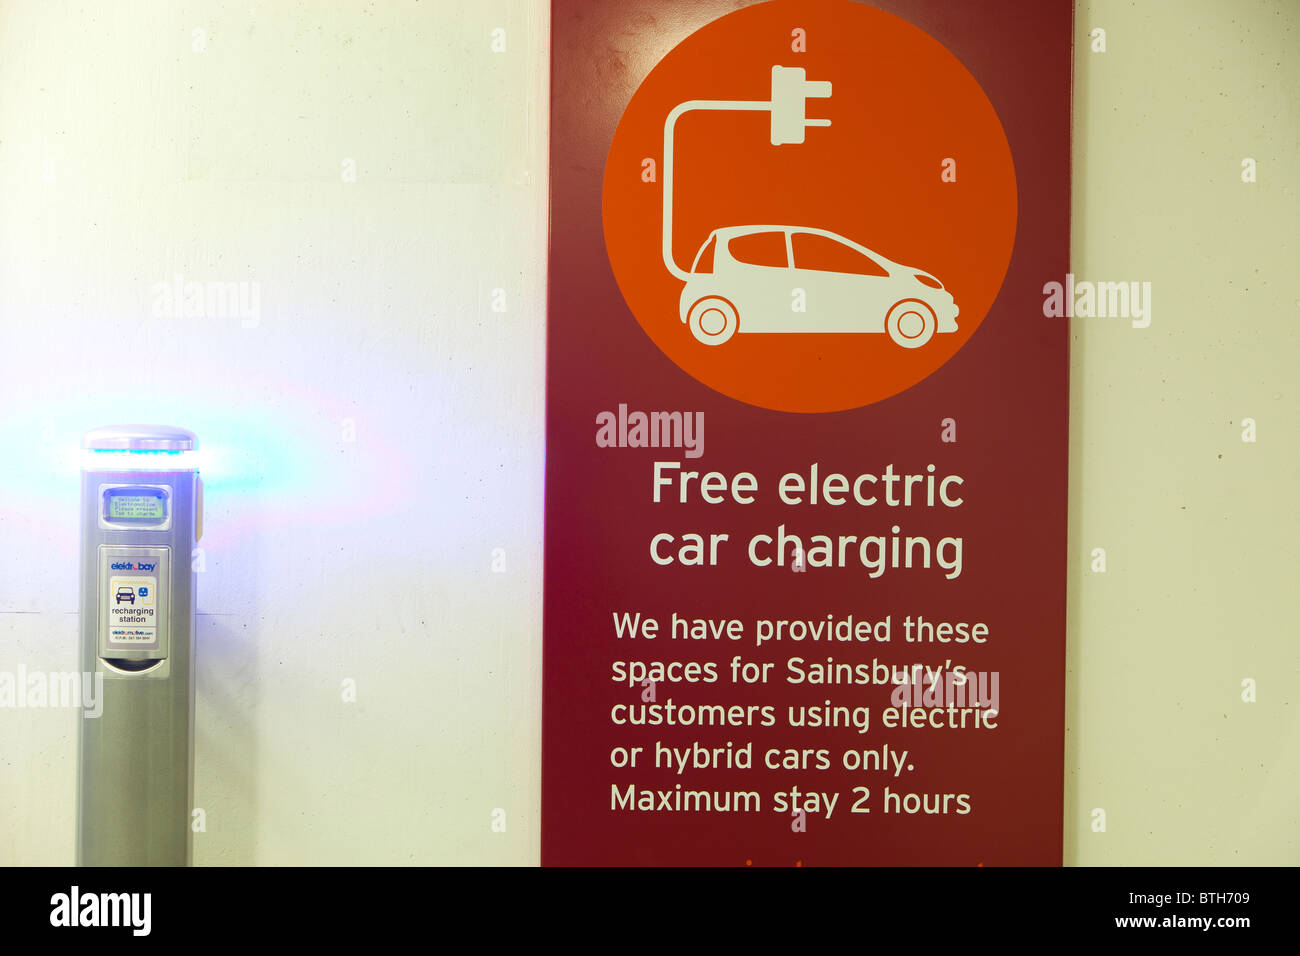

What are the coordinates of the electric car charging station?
(77, 425, 201, 866)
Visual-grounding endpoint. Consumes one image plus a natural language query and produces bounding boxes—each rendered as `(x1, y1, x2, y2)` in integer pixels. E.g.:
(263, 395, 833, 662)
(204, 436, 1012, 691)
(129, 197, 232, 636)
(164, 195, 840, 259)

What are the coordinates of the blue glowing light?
(81, 449, 204, 472)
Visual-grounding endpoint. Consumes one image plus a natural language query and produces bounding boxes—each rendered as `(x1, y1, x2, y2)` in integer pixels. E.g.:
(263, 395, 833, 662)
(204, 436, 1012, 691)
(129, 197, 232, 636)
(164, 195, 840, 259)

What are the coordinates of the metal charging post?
(77, 425, 201, 866)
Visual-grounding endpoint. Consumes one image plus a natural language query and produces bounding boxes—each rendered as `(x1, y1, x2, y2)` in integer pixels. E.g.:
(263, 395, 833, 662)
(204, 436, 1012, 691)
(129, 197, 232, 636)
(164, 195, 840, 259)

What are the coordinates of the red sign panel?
(545, 0, 1071, 865)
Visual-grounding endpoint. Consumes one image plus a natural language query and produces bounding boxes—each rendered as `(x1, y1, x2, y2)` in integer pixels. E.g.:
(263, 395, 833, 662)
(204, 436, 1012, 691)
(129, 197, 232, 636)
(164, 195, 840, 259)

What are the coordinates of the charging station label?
(545, 0, 1072, 866)
(107, 576, 158, 642)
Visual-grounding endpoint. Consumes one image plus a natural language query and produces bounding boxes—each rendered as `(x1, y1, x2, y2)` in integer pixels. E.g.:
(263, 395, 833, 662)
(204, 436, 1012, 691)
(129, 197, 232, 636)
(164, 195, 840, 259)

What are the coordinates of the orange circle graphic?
(602, 0, 1017, 413)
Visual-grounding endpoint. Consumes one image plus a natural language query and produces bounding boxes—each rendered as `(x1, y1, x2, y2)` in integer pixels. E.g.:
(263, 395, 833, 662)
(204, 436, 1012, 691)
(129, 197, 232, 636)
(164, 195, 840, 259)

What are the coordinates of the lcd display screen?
(104, 488, 167, 522)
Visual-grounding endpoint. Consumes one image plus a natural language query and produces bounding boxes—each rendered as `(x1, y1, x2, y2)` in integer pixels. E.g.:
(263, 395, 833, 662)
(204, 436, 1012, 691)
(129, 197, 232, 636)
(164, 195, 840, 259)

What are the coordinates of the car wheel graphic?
(886, 299, 937, 349)
(687, 296, 739, 346)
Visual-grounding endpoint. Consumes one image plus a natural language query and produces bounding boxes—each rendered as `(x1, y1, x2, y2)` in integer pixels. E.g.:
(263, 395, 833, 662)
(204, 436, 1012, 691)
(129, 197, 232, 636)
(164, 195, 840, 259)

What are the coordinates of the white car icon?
(678, 225, 959, 348)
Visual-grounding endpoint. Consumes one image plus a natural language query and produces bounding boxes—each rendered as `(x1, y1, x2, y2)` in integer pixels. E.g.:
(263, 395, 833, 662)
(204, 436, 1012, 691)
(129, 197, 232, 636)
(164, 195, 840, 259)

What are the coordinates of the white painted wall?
(1065, 0, 1299, 865)
(0, 0, 547, 864)
(0, 0, 1295, 866)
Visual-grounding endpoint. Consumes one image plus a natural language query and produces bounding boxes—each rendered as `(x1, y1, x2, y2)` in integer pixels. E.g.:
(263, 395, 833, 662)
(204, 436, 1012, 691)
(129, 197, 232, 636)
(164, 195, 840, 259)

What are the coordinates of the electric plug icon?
(770, 65, 832, 145)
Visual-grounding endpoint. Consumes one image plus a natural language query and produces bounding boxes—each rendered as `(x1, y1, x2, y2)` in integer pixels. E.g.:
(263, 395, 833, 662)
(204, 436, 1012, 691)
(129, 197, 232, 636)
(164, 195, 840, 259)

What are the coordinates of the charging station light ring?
(602, 0, 1017, 413)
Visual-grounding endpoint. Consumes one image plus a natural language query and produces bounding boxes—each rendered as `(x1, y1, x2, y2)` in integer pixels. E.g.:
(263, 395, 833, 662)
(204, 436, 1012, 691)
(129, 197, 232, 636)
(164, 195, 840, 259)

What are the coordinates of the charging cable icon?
(662, 66, 832, 281)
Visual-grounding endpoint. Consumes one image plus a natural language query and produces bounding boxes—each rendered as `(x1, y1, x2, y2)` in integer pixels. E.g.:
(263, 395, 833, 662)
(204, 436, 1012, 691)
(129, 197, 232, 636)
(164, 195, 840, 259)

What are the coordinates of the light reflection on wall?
(0, 390, 520, 561)
(0, 403, 418, 540)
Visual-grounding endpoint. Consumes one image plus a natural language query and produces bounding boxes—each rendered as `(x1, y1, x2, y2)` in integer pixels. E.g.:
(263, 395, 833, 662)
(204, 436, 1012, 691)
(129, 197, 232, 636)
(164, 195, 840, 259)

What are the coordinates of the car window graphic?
(791, 232, 890, 277)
